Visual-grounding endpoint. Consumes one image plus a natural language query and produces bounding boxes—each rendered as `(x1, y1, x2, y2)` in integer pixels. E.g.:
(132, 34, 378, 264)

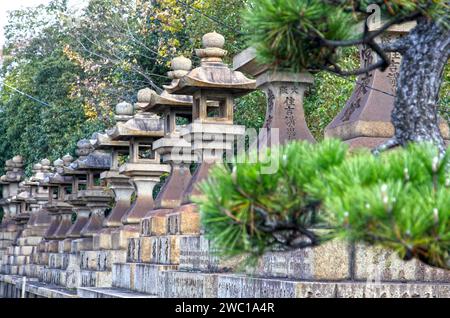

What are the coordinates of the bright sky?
(0, 0, 86, 46)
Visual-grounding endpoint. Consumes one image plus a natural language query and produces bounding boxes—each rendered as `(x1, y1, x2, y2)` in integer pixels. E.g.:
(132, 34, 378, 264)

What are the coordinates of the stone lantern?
(26, 159, 53, 231)
(10, 181, 32, 228)
(166, 31, 255, 228)
(107, 90, 170, 229)
(233, 47, 316, 146)
(2, 159, 53, 276)
(62, 141, 92, 246)
(42, 156, 75, 246)
(94, 109, 133, 229)
(69, 136, 112, 243)
(139, 56, 196, 235)
(91, 126, 133, 250)
(0, 156, 25, 232)
(325, 21, 449, 148)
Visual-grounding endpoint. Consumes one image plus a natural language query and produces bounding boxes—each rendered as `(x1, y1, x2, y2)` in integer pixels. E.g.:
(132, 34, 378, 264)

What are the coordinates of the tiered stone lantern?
(233, 47, 315, 146)
(43, 156, 75, 244)
(0, 156, 25, 275)
(62, 141, 92, 247)
(31, 157, 74, 281)
(166, 31, 255, 229)
(325, 21, 449, 147)
(10, 181, 32, 229)
(69, 136, 112, 246)
(0, 156, 25, 233)
(107, 89, 170, 247)
(1, 160, 54, 276)
(90, 107, 133, 251)
(140, 56, 195, 235)
(25, 160, 52, 231)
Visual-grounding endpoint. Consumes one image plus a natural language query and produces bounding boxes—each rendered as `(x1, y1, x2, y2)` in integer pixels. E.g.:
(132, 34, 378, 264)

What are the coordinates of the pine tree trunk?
(387, 18, 449, 154)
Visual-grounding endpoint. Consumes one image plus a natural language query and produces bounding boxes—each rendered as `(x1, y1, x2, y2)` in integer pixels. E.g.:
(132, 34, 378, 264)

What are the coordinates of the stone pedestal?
(234, 47, 315, 145)
(119, 164, 170, 225)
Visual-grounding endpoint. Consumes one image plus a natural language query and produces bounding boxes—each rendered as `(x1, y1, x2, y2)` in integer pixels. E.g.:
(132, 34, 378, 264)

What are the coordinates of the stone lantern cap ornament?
(107, 91, 164, 141)
(70, 133, 112, 171)
(167, 31, 256, 125)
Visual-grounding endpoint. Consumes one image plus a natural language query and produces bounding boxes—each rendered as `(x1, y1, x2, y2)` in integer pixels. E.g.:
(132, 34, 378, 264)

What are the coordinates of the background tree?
(0, 0, 363, 174)
(244, 0, 449, 154)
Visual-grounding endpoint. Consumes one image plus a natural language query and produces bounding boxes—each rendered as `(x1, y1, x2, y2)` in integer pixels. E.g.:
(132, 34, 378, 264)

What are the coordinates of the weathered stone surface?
(80, 270, 112, 288)
(218, 274, 297, 298)
(128, 235, 180, 265)
(354, 244, 450, 283)
(179, 235, 242, 272)
(48, 253, 69, 269)
(112, 263, 136, 290)
(111, 226, 140, 250)
(158, 271, 218, 298)
(80, 250, 126, 271)
(134, 263, 178, 295)
(167, 210, 200, 235)
(78, 287, 155, 298)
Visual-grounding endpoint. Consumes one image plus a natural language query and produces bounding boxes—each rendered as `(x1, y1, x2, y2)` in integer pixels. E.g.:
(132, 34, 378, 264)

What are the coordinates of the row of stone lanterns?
(0, 27, 448, 297)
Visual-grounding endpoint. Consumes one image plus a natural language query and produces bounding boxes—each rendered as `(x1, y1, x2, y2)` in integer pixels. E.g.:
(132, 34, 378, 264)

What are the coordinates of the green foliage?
(304, 47, 359, 139)
(243, 0, 354, 71)
(234, 91, 266, 129)
(197, 140, 450, 270)
(319, 143, 450, 269)
(243, 0, 449, 72)
(196, 139, 347, 259)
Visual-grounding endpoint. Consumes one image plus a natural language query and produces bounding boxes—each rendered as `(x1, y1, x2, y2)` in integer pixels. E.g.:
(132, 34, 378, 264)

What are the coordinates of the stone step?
(127, 235, 180, 265)
(79, 250, 127, 271)
(249, 242, 450, 283)
(78, 287, 156, 298)
(112, 263, 177, 294)
(0, 274, 77, 298)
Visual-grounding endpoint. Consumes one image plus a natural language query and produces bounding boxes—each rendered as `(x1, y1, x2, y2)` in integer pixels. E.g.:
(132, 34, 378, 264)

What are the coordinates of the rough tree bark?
(375, 17, 450, 155)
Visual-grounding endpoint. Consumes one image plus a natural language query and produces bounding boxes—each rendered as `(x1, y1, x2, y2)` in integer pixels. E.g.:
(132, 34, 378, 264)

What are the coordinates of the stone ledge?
(78, 287, 156, 298)
(0, 274, 78, 298)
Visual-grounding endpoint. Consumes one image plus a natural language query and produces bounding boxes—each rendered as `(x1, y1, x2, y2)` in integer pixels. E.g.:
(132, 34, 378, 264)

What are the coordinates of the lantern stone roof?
(107, 89, 164, 141)
(0, 156, 25, 184)
(92, 130, 129, 150)
(70, 135, 111, 171)
(142, 56, 193, 113)
(166, 32, 256, 96)
(28, 159, 53, 184)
